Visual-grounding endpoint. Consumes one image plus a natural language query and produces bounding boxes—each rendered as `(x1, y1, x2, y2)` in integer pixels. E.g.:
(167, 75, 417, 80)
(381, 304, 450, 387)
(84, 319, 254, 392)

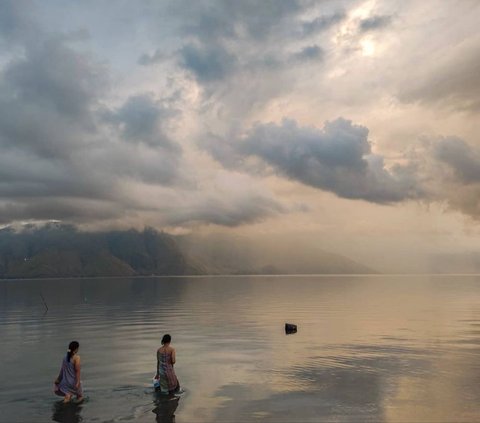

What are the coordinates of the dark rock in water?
(285, 323, 297, 334)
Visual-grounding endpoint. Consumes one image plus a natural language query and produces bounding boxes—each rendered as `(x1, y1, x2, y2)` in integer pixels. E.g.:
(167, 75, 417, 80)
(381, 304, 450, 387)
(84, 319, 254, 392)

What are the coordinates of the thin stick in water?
(40, 292, 49, 312)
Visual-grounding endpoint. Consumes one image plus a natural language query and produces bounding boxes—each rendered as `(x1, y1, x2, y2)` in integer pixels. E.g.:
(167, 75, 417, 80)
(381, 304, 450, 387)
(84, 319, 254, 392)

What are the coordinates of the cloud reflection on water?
(3, 276, 480, 422)
(210, 342, 429, 422)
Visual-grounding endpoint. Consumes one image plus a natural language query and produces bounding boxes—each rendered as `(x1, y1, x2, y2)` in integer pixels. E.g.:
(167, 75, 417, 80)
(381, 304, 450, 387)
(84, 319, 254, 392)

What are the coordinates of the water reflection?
(2, 276, 480, 422)
(51, 400, 83, 423)
(210, 342, 425, 422)
(152, 394, 179, 423)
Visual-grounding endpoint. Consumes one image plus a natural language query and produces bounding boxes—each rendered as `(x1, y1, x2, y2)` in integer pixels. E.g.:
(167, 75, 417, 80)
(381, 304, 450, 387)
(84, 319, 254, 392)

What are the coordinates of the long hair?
(161, 334, 171, 345)
(67, 341, 79, 362)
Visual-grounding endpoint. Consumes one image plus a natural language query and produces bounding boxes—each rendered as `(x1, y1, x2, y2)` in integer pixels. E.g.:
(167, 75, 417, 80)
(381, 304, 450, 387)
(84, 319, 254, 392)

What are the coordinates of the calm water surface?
(1, 275, 480, 422)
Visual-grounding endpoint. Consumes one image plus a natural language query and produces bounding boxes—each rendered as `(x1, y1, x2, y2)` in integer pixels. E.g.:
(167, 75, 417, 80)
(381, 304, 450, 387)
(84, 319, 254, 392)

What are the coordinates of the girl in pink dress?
(154, 334, 180, 394)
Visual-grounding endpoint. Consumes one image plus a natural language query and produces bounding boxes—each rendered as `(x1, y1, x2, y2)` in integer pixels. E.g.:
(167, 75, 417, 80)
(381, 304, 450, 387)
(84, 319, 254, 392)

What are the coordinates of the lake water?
(1, 275, 480, 422)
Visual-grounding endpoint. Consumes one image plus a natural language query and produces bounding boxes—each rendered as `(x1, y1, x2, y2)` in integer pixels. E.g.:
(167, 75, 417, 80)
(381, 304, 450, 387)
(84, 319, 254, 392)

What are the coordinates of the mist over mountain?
(176, 233, 376, 275)
(0, 224, 199, 278)
(0, 224, 375, 279)
(427, 253, 480, 274)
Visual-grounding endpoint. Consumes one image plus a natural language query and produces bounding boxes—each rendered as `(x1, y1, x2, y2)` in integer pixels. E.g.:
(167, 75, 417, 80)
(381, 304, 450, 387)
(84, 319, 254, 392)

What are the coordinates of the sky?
(1, 0, 480, 272)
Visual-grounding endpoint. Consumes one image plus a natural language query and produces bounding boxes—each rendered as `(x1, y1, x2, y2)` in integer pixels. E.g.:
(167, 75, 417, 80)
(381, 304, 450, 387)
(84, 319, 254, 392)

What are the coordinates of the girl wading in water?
(155, 334, 180, 395)
(54, 341, 83, 403)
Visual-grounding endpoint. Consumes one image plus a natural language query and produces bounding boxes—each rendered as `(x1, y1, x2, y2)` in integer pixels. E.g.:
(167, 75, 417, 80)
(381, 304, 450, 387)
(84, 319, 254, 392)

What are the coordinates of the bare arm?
(171, 348, 176, 365)
(74, 356, 81, 388)
(156, 349, 160, 378)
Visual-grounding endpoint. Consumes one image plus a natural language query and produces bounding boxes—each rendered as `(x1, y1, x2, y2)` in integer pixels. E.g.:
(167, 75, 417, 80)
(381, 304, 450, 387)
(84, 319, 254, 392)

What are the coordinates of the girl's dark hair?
(161, 334, 171, 345)
(67, 341, 79, 362)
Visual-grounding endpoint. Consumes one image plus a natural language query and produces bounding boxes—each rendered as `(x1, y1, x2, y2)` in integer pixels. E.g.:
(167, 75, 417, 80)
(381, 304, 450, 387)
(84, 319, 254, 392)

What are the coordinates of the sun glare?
(360, 38, 376, 56)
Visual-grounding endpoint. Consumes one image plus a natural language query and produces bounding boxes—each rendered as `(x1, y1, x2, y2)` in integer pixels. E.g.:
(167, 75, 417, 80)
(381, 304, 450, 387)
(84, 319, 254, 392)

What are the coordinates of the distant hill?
(0, 224, 375, 279)
(0, 224, 203, 279)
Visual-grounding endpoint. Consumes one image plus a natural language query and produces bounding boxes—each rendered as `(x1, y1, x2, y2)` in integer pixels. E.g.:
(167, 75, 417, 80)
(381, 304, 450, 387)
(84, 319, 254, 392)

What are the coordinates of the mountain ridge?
(0, 224, 375, 279)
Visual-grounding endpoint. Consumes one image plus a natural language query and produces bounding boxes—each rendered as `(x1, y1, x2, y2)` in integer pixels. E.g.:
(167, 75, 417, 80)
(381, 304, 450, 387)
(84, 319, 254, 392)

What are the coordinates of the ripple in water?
(1, 275, 480, 422)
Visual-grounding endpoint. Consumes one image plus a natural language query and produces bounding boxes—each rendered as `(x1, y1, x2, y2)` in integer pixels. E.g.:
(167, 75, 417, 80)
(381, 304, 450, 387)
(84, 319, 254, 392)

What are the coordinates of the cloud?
(206, 118, 420, 204)
(0, 36, 105, 159)
(2, 0, 480, 235)
(0, 10, 282, 228)
(164, 193, 285, 227)
(301, 12, 346, 37)
(433, 137, 480, 184)
(0, 0, 37, 45)
(0, 197, 127, 225)
(359, 15, 392, 32)
(103, 94, 181, 152)
(4, 37, 104, 121)
(397, 37, 480, 111)
(178, 43, 238, 82)
(418, 137, 480, 220)
(138, 49, 165, 66)
(139, 168, 288, 228)
(170, 0, 306, 84)
(0, 148, 116, 199)
(0, 18, 187, 225)
(177, 0, 302, 42)
(167, 0, 339, 108)
(292, 45, 324, 62)
(207, 117, 480, 220)
(133, 0, 350, 166)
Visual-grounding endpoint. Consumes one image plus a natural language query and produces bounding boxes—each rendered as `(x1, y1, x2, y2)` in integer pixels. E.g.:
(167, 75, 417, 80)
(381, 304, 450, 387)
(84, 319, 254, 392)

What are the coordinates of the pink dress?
(156, 349, 179, 394)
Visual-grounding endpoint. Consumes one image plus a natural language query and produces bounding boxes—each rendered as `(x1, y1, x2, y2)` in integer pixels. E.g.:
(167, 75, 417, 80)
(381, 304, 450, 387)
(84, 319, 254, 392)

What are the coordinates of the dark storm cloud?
(0, 36, 105, 159)
(214, 118, 419, 204)
(0, 198, 126, 225)
(179, 43, 237, 82)
(103, 94, 181, 152)
(359, 15, 392, 32)
(0, 13, 188, 225)
(4, 37, 104, 121)
(0, 150, 115, 199)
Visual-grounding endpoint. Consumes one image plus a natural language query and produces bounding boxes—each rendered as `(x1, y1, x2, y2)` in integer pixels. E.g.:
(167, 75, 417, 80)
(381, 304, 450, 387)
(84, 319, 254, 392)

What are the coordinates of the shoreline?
(3, 272, 480, 282)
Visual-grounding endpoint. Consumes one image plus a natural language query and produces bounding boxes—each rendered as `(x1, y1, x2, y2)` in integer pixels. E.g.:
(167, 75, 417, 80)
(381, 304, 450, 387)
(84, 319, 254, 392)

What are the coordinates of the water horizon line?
(3, 272, 480, 282)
